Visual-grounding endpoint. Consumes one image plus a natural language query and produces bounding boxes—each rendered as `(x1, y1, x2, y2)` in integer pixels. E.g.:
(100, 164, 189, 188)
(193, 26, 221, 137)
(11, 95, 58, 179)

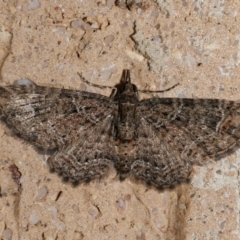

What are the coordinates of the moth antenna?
(138, 83, 180, 93)
(77, 72, 117, 92)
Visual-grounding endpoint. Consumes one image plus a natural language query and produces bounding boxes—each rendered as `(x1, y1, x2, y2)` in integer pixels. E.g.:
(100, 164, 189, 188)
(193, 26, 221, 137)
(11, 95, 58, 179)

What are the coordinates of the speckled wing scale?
(1, 70, 240, 189)
(0, 83, 116, 184)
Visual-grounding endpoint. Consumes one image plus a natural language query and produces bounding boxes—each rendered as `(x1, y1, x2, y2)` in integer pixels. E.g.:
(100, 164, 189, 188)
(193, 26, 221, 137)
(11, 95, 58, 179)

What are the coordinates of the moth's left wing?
(0, 85, 115, 151)
(47, 114, 116, 184)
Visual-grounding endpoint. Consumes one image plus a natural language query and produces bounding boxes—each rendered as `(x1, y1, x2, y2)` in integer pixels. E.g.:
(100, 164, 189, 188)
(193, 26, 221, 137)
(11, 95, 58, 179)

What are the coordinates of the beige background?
(0, 0, 240, 239)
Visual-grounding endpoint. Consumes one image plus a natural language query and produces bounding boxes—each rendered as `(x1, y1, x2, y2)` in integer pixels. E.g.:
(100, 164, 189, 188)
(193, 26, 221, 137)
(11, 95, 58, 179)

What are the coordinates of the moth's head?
(119, 69, 138, 95)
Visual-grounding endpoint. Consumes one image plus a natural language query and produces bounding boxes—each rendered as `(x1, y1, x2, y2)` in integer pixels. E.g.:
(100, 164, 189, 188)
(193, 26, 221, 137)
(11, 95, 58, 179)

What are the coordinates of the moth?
(0, 70, 240, 189)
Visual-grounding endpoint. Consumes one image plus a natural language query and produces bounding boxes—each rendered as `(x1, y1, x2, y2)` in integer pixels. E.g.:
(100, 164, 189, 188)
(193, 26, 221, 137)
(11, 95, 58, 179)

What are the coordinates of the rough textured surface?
(0, 0, 240, 240)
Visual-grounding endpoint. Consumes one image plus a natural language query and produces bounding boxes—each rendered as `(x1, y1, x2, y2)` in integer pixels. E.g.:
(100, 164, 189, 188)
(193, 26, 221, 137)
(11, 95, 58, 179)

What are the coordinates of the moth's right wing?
(131, 98, 240, 189)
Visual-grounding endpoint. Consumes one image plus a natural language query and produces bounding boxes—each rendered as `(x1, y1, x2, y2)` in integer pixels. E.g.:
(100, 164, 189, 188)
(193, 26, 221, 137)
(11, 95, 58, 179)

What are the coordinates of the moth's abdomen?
(115, 121, 137, 179)
(115, 99, 138, 179)
(115, 140, 137, 180)
(117, 122, 135, 140)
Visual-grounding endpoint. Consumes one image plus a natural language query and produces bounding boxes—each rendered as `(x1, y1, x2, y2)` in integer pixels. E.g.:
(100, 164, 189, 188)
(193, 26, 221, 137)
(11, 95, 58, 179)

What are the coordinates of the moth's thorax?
(117, 83, 139, 141)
